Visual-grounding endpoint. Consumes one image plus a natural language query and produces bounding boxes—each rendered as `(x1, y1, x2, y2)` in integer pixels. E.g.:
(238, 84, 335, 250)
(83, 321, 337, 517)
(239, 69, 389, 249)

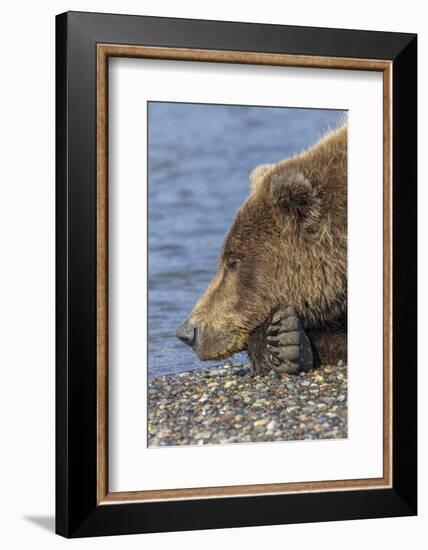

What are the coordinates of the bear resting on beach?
(176, 125, 347, 377)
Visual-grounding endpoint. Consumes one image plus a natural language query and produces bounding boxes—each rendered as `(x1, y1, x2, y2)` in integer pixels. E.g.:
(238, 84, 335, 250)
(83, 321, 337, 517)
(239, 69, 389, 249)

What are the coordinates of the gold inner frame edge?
(96, 44, 393, 505)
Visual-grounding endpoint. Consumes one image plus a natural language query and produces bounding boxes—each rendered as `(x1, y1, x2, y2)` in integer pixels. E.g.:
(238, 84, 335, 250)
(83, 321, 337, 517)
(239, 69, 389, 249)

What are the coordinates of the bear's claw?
(266, 305, 313, 377)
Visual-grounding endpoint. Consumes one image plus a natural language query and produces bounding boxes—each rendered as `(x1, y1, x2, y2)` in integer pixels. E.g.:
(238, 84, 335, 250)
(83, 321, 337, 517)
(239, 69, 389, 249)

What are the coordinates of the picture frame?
(56, 11, 417, 538)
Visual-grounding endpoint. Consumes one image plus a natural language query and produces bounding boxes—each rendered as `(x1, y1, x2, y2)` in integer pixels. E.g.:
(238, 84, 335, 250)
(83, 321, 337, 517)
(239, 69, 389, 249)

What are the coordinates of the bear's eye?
(226, 257, 241, 271)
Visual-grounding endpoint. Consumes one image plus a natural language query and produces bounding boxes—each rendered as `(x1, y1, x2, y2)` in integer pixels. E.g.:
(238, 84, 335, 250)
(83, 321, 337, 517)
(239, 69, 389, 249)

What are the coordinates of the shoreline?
(148, 361, 347, 447)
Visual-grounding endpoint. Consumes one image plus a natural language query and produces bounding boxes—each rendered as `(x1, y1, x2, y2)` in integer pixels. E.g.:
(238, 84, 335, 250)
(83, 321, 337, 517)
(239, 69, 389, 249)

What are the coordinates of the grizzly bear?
(176, 125, 347, 377)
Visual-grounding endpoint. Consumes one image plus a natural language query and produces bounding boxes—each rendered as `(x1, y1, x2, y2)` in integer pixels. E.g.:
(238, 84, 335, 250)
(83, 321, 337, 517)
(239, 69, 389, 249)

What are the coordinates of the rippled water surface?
(148, 103, 345, 378)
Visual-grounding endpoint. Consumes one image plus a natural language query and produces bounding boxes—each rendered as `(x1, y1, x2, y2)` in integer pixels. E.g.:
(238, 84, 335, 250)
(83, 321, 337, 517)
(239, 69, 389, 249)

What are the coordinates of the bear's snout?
(176, 316, 244, 361)
(176, 319, 197, 348)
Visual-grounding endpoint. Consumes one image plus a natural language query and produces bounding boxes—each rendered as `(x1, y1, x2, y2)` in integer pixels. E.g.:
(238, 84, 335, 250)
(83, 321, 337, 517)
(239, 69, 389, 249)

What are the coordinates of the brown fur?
(185, 125, 347, 361)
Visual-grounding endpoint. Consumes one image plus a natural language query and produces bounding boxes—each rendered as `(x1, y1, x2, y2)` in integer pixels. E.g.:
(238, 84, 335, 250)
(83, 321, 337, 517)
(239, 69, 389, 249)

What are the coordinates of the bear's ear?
(270, 168, 318, 221)
(249, 163, 272, 193)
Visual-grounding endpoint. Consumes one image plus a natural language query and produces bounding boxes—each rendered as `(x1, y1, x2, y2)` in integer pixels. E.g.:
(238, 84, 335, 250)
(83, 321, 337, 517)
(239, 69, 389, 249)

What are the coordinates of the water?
(148, 102, 345, 378)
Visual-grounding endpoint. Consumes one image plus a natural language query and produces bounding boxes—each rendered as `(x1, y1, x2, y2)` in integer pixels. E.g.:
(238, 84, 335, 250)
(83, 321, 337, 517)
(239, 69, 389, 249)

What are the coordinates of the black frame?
(56, 11, 417, 538)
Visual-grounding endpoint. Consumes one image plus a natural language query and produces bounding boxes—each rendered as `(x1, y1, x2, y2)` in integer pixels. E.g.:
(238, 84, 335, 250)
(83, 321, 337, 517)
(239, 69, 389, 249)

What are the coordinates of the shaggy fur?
(182, 125, 348, 363)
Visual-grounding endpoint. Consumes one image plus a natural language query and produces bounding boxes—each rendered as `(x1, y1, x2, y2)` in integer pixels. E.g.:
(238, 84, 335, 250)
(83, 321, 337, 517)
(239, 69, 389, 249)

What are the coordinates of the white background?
(0, 1, 425, 548)
(110, 59, 383, 492)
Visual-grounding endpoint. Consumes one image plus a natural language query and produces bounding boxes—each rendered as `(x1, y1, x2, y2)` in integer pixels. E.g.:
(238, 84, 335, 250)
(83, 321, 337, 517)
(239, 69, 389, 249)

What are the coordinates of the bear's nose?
(176, 320, 197, 347)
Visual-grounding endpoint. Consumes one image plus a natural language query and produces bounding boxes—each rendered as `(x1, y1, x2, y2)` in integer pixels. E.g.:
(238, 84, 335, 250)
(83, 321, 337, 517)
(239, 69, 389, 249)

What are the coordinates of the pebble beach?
(148, 362, 347, 447)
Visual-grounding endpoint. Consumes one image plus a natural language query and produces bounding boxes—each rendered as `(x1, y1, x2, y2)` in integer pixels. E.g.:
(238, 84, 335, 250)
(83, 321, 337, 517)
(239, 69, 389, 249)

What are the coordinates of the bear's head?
(176, 162, 325, 361)
(176, 125, 347, 360)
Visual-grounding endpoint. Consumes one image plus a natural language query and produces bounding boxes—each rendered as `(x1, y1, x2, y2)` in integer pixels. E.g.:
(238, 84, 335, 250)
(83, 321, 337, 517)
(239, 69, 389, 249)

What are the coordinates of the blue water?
(148, 102, 345, 378)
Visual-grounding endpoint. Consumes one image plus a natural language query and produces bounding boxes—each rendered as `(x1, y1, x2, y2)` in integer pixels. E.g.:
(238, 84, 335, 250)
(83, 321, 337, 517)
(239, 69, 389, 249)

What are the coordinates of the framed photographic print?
(56, 11, 417, 538)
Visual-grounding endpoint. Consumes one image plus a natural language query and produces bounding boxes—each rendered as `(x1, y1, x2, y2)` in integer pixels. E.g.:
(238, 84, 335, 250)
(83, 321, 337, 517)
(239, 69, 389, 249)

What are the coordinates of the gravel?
(148, 362, 347, 447)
